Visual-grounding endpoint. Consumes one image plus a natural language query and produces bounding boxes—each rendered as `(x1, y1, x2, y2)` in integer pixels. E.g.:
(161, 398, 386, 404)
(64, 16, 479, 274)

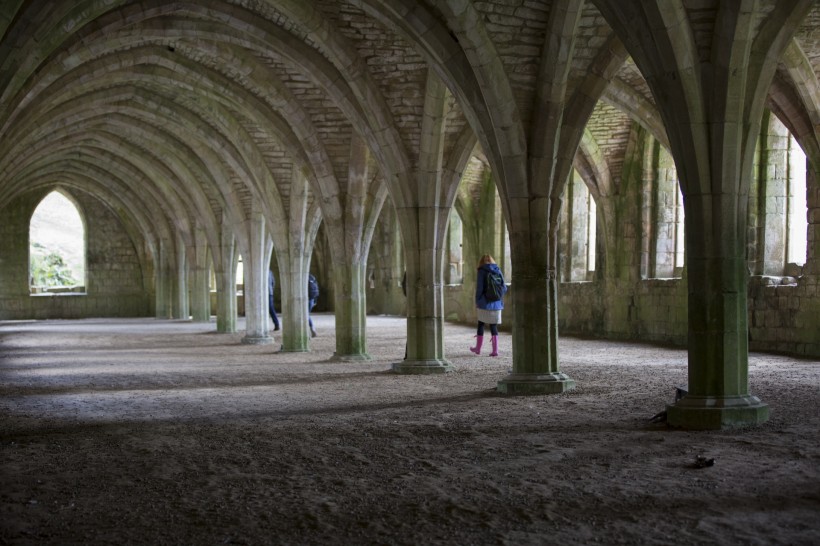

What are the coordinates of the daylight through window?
(29, 191, 86, 294)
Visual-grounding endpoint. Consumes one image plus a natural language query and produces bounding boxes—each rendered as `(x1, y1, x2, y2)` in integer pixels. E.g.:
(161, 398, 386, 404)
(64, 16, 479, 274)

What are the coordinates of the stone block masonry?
(0, 188, 151, 320)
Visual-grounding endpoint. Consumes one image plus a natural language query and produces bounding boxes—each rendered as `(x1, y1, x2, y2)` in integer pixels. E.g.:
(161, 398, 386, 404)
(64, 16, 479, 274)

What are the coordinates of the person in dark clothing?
(268, 270, 280, 331)
(307, 273, 319, 337)
(470, 254, 507, 357)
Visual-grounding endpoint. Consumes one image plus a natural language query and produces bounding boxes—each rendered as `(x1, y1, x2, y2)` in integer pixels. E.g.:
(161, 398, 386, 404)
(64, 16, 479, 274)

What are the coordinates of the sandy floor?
(1, 315, 818, 545)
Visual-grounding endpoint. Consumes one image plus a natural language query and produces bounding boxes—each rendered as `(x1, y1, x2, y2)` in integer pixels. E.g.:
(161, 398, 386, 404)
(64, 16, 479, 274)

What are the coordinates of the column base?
(667, 394, 769, 430)
(278, 347, 309, 353)
(497, 372, 576, 395)
(332, 352, 373, 362)
(392, 359, 454, 374)
(241, 335, 274, 345)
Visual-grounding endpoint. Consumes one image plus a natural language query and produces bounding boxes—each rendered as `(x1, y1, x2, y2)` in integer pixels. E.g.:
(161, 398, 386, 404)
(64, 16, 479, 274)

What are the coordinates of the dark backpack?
(484, 269, 505, 302)
(308, 275, 320, 299)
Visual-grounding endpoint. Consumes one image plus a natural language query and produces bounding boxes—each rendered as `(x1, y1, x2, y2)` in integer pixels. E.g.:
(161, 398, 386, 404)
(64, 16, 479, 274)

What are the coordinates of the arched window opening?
(29, 190, 86, 294)
(755, 115, 808, 276)
(559, 170, 596, 282)
(648, 145, 685, 278)
(235, 253, 245, 316)
(673, 184, 685, 273)
(236, 254, 244, 290)
(587, 192, 597, 275)
(787, 134, 807, 267)
(503, 228, 512, 283)
(445, 210, 464, 285)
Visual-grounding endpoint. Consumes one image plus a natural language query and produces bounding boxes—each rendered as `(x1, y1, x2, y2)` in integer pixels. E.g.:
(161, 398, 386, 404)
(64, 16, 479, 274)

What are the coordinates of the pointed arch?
(29, 188, 86, 294)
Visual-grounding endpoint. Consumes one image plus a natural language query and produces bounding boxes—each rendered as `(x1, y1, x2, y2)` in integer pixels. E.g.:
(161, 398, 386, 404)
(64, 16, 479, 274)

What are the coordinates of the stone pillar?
(392, 206, 453, 374)
(278, 169, 311, 353)
(279, 257, 310, 352)
(589, 0, 812, 429)
(329, 135, 372, 361)
(806, 167, 820, 276)
(794, 164, 820, 355)
(155, 237, 173, 319)
(171, 233, 188, 319)
(667, 193, 769, 428)
(188, 228, 210, 322)
(332, 262, 370, 360)
(497, 196, 575, 394)
(241, 211, 273, 345)
(215, 225, 237, 333)
(391, 73, 453, 374)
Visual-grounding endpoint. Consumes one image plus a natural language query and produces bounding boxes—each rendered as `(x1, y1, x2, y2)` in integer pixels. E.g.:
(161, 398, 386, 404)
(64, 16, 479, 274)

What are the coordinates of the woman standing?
(471, 254, 507, 357)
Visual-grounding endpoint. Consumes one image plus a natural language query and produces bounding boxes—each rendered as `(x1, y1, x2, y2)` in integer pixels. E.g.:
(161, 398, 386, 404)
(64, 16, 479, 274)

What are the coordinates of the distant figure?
(268, 270, 280, 331)
(307, 273, 319, 338)
(470, 254, 507, 357)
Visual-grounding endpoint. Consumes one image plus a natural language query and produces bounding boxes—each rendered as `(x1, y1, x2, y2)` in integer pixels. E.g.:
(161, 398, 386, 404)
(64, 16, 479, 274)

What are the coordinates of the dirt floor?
(0, 315, 818, 545)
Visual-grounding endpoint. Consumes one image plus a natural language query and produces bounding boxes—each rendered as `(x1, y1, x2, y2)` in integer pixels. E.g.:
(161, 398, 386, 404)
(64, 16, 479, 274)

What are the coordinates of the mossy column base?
(667, 395, 769, 430)
(241, 335, 274, 346)
(497, 372, 576, 395)
(278, 345, 309, 354)
(392, 359, 454, 374)
(332, 352, 372, 362)
(332, 262, 370, 362)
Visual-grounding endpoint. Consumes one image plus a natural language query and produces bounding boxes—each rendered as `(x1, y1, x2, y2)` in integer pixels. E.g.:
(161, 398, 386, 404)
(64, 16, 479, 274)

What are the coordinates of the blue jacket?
(475, 263, 506, 310)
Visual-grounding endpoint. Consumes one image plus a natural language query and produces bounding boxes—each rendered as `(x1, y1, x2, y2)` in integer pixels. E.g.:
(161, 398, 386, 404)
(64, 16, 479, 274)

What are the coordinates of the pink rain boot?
(489, 335, 499, 357)
(470, 335, 483, 355)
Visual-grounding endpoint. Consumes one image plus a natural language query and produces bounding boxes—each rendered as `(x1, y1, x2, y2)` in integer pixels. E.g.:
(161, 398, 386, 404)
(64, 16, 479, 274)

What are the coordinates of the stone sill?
(30, 292, 88, 297)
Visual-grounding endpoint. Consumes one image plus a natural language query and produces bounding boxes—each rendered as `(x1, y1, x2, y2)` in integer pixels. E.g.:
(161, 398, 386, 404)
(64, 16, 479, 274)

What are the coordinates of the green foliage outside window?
(30, 243, 77, 287)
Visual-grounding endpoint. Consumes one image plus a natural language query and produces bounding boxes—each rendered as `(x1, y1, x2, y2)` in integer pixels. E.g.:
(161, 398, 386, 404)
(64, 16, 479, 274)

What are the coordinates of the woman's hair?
(477, 254, 496, 267)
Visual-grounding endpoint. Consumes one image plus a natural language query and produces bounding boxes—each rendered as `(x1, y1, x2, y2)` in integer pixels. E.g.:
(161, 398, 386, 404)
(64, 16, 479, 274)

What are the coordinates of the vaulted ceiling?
(1, 1, 817, 257)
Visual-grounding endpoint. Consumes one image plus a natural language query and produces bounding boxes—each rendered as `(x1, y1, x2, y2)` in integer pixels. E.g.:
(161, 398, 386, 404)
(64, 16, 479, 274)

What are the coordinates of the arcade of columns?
(1, 1, 818, 430)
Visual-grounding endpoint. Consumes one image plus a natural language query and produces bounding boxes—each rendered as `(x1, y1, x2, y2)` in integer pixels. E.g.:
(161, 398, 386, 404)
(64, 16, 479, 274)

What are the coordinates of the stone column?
(332, 262, 370, 360)
(278, 170, 310, 353)
(497, 196, 575, 394)
(393, 215, 453, 374)
(392, 73, 453, 374)
(330, 136, 375, 361)
(155, 237, 173, 319)
(215, 224, 237, 333)
(585, 1, 809, 429)
(279, 257, 310, 352)
(171, 233, 188, 319)
(241, 211, 273, 345)
(667, 192, 768, 428)
(791, 164, 820, 355)
(188, 227, 210, 322)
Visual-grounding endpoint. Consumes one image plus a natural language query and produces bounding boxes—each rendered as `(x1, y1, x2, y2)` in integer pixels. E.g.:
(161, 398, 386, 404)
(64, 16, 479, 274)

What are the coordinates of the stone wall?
(0, 189, 150, 319)
(748, 276, 820, 355)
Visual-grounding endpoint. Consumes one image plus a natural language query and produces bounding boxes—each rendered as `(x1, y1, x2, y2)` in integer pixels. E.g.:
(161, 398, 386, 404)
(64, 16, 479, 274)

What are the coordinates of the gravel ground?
(1, 315, 818, 545)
